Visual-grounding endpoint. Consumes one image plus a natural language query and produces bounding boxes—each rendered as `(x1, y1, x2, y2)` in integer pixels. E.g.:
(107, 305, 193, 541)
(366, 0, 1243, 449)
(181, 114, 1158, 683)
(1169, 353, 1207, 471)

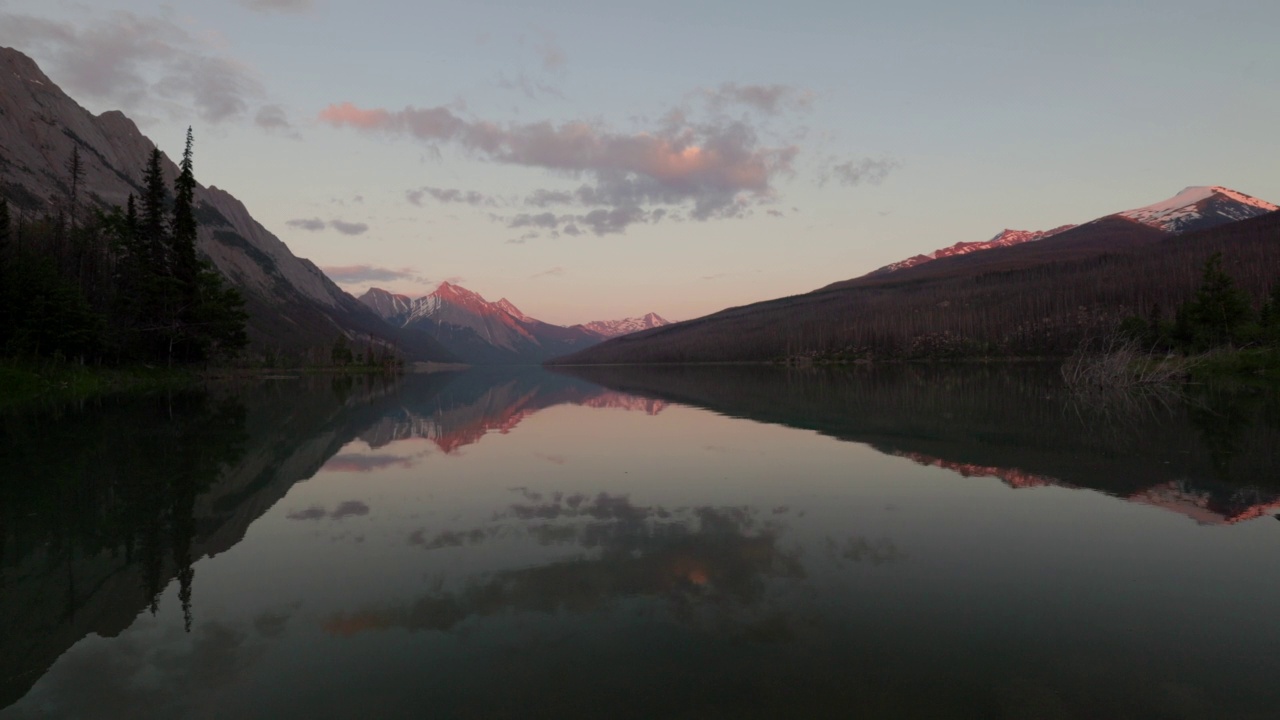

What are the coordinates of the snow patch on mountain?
(578, 313, 671, 338)
(1119, 186, 1277, 233)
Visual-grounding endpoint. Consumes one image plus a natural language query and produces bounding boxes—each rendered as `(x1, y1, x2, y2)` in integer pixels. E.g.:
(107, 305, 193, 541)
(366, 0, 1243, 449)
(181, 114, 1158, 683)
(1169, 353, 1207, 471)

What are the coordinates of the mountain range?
(558, 186, 1280, 364)
(360, 284, 668, 364)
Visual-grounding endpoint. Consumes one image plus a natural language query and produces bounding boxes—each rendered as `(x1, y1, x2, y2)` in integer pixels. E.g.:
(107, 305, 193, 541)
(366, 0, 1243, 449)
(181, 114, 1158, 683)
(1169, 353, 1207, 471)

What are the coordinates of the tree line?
(0, 129, 247, 366)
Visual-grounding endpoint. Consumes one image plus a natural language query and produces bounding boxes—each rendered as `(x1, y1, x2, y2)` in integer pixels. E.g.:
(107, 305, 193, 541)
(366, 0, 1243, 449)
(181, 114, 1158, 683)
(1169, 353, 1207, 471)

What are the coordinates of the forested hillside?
(555, 212, 1280, 364)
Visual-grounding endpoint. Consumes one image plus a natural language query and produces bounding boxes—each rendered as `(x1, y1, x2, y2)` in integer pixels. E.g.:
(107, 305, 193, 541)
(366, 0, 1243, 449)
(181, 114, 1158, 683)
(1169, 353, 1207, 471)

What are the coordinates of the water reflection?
(559, 364, 1280, 525)
(3, 366, 1279, 718)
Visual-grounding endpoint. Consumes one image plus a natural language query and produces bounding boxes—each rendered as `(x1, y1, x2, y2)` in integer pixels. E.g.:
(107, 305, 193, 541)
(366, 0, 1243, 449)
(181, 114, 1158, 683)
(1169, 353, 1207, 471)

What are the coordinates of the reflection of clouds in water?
(6, 616, 279, 720)
(286, 500, 370, 522)
(326, 494, 806, 639)
(321, 451, 426, 473)
(829, 536, 906, 566)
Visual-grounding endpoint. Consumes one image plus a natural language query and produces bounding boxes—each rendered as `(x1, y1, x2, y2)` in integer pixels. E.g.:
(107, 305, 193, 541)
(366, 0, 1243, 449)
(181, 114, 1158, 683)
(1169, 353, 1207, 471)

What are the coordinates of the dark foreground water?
(2, 365, 1279, 719)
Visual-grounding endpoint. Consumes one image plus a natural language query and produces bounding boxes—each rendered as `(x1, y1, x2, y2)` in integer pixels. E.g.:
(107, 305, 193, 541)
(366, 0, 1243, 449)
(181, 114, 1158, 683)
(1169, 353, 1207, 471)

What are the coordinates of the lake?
(2, 365, 1279, 719)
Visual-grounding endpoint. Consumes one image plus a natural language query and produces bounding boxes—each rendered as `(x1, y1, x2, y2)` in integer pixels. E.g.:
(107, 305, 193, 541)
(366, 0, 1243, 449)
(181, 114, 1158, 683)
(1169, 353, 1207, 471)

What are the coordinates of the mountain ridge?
(0, 46, 454, 363)
(360, 284, 669, 364)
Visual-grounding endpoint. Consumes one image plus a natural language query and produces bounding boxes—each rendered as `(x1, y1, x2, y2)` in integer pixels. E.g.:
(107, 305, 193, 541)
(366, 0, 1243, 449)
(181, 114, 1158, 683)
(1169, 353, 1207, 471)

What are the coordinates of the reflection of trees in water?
(0, 374, 399, 709)
(561, 364, 1280, 521)
(0, 393, 247, 629)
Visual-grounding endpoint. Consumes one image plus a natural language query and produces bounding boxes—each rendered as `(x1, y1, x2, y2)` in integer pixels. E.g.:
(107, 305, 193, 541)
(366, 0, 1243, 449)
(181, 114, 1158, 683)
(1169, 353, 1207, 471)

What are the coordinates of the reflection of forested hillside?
(557, 364, 1280, 522)
(0, 375, 401, 709)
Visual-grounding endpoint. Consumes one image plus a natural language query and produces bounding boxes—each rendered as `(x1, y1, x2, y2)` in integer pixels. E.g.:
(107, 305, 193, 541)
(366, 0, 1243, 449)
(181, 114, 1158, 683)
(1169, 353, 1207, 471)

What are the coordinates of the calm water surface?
(2, 366, 1279, 719)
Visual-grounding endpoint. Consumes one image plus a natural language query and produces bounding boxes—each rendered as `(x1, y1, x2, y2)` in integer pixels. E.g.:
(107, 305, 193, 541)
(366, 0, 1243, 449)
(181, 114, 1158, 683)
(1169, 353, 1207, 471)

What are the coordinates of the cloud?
(320, 264, 426, 285)
(286, 217, 326, 231)
(531, 266, 565, 279)
(703, 83, 814, 115)
(496, 72, 566, 100)
(535, 33, 567, 72)
(406, 186, 496, 207)
(254, 104, 292, 131)
(766, 209, 784, 217)
(0, 9, 265, 124)
(824, 157, 901, 187)
(237, 0, 315, 12)
(319, 101, 797, 232)
(328, 219, 369, 235)
(287, 506, 327, 521)
(330, 500, 370, 520)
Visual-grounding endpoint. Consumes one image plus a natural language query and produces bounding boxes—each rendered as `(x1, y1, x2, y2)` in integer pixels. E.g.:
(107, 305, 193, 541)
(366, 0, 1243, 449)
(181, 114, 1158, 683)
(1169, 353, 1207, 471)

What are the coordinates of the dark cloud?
(287, 506, 327, 521)
(0, 10, 266, 124)
(320, 264, 425, 285)
(824, 157, 901, 187)
(237, 0, 316, 12)
(703, 83, 814, 115)
(286, 217, 326, 231)
(530, 266, 565, 279)
(330, 500, 370, 520)
(328, 219, 369, 235)
(766, 209, 784, 217)
(254, 104, 292, 131)
(406, 187, 496, 207)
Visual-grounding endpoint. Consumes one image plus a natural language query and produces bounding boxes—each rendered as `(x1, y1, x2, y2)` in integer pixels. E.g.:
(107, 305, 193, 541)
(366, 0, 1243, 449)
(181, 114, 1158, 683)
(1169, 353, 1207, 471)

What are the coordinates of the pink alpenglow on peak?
(578, 313, 671, 338)
(871, 225, 1076, 276)
(1118, 186, 1277, 234)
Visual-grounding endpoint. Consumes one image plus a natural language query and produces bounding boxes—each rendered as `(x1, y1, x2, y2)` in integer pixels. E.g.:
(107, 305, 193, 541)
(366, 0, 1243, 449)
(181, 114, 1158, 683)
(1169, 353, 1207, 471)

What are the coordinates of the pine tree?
(171, 128, 199, 302)
(65, 146, 85, 230)
(1176, 253, 1253, 350)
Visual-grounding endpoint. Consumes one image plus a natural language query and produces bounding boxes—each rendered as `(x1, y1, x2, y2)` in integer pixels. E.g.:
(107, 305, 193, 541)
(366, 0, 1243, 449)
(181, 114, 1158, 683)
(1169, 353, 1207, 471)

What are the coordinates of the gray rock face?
(0, 46, 452, 361)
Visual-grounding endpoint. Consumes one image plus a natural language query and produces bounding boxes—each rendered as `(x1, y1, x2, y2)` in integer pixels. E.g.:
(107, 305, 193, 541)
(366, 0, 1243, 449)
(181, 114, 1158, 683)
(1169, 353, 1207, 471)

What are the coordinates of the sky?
(2, 0, 1278, 325)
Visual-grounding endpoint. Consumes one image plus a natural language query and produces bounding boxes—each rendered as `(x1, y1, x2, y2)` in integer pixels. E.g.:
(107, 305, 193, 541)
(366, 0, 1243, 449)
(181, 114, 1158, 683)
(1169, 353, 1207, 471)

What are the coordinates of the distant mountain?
(1118, 186, 1277, 233)
(871, 186, 1275, 279)
(0, 46, 453, 363)
(555, 205, 1280, 364)
(360, 284, 667, 364)
(576, 313, 671, 338)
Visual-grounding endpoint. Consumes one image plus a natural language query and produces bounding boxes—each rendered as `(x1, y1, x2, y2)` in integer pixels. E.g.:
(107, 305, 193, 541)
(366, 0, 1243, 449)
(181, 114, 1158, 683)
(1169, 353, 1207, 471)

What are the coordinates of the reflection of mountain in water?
(357, 369, 667, 454)
(558, 364, 1280, 525)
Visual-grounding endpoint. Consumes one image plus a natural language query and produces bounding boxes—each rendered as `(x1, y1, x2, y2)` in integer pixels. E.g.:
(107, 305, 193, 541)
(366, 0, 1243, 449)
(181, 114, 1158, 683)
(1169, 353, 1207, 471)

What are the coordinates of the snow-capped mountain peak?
(578, 313, 671, 338)
(1118, 186, 1277, 234)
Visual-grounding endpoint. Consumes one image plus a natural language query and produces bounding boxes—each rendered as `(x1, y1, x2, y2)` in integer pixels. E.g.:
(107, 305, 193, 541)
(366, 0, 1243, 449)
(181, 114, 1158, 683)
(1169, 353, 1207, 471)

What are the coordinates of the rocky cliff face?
(0, 46, 452, 361)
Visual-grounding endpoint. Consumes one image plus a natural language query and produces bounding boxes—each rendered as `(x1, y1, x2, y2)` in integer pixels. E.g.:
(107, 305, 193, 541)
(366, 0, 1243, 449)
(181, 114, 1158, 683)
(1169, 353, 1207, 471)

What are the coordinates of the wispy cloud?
(531, 266, 565, 279)
(702, 83, 814, 115)
(286, 217, 326, 231)
(822, 157, 901, 187)
(286, 217, 368, 235)
(0, 9, 268, 124)
(237, 0, 315, 13)
(320, 265, 425, 285)
(405, 186, 497, 207)
(329, 219, 369, 235)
